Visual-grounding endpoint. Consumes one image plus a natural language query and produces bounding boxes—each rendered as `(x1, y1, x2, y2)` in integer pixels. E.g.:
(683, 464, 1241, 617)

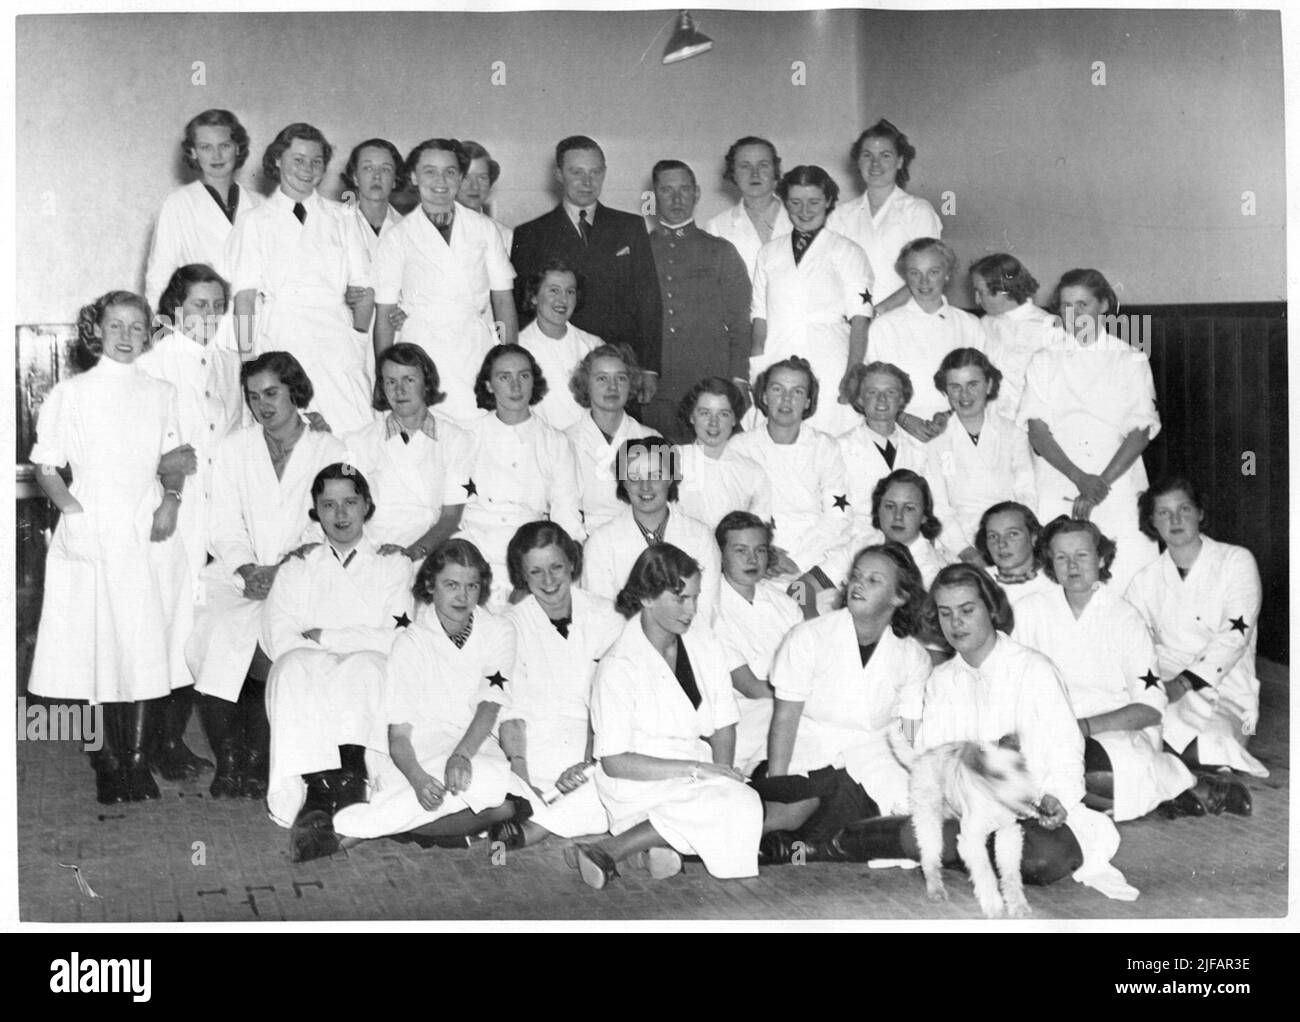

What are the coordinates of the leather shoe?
(758, 830, 800, 866)
(1202, 772, 1252, 817)
(1161, 787, 1210, 818)
(630, 847, 682, 879)
(575, 844, 619, 890)
(94, 766, 129, 805)
(489, 818, 528, 851)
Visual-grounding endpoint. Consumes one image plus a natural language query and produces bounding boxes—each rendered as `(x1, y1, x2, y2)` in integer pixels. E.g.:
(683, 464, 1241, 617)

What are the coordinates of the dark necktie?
(967, 432, 981, 447)
(792, 229, 814, 265)
(879, 440, 897, 469)
(549, 616, 572, 639)
(578, 209, 592, 246)
(293, 202, 307, 225)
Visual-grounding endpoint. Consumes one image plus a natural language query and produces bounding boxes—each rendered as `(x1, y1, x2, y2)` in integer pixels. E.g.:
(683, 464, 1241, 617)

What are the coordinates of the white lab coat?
(580, 507, 722, 625)
(488, 214, 513, 255)
(187, 425, 346, 701)
(372, 202, 515, 424)
(728, 424, 852, 574)
(458, 412, 584, 609)
(928, 410, 1037, 553)
(751, 228, 875, 436)
(332, 609, 517, 839)
(590, 614, 763, 878)
(145, 180, 260, 307)
(917, 634, 1136, 900)
(137, 330, 244, 582)
(564, 412, 653, 534)
(1018, 331, 1161, 591)
(517, 320, 602, 434)
(345, 203, 402, 264)
(868, 297, 985, 423)
(1013, 587, 1195, 820)
(980, 301, 1063, 423)
(772, 609, 930, 814)
(224, 189, 376, 433)
(1125, 536, 1268, 777)
(343, 413, 475, 550)
(997, 570, 1057, 608)
(836, 421, 949, 545)
(261, 538, 415, 826)
(713, 579, 803, 775)
(675, 442, 773, 531)
(827, 188, 943, 301)
(705, 200, 793, 282)
(501, 588, 624, 837)
(27, 357, 191, 704)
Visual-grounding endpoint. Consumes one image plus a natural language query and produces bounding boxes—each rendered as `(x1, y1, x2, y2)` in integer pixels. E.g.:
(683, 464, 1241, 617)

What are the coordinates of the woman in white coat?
(225, 123, 376, 433)
(1013, 517, 1205, 822)
(756, 543, 932, 863)
(975, 501, 1056, 606)
(827, 120, 943, 315)
(577, 544, 763, 888)
(970, 253, 1059, 422)
(1127, 476, 1269, 784)
(460, 345, 583, 608)
(494, 522, 625, 849)
(1019, 269, 1160, 591)
(146, 109, 259, 312)
(372, 138, 518, 424)
(29, 291, 191, 805)
(345, 343, 474, 560)
(750, 165, 874, 437)
(564, 344, 653, 533)
(517, 261, 602, 433)
(673, 377, 771, 531)
(928, 348, 1037, 560)
(188, 352, 347, 800)
(339, 138, 405, 261)
(138, 265, 244, 779)
(704, 136, 791, 281)
(332, 540, 519, 846)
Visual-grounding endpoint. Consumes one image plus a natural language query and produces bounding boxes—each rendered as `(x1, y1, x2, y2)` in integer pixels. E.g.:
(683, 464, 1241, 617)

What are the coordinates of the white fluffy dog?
(890, 731, 1042, 918)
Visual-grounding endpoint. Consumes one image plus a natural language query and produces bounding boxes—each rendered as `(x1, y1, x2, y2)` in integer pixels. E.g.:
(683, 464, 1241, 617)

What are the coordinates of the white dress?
(580, 507, 722, 625)
(590, 614, 763, 878)
(674, 442, 772, 531)
(728, 425, 852, 575)
(867, 297, 985, 423)
(137, 330, 244, 582)
(332, 609, 517, 839)
(261, 539, 415, 826)
(458, 413, 584, 608)
(917, 635, 1137, 900)
(1125, 537, 1268, 777)
(927, 410, 1037, 554)
(343, 413, 476, 550)
(146, 179, 260, 307)
(1013, 587, 1195, 821)
(28, 357, 191, 704)
(224, 189, 376, 433)
(751, 228, 875, 436)
(518, 320, 602, 435)
(705, 200, 792, 282)
(827, 188, 943, 301)
(501, 588, 625, 837)
(772, 610, 931, 814)
(372, 202, 515, 424)
(713, 579, 803, 775)
(1018, 331, 1161, 591)
(980, 301, 1063, 424)
(564, 412, 653, 534)
(186, 425, 346, 701)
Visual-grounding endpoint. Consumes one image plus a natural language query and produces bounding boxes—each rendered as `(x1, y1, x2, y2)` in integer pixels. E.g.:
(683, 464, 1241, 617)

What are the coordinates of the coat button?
(668, 308, 675, 315)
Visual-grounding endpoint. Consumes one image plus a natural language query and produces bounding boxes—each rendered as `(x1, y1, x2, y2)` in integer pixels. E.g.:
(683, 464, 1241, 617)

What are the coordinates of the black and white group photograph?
(5, 1, 1293, 943)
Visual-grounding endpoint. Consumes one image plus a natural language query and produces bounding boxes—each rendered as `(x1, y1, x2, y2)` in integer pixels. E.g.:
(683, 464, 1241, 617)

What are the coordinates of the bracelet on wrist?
(164, 488, 183, 504)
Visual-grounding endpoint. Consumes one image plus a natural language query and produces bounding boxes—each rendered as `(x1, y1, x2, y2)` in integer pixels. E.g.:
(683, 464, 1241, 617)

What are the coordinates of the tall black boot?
(290, 771, 341, 863)
(151, 687, 214, 781)
(123, 699, 161, 802)
(335, 744, 369, 813)
(90, 703, 128, 805)
(198, 693, 243, 798)
(239, 676, 270, 800)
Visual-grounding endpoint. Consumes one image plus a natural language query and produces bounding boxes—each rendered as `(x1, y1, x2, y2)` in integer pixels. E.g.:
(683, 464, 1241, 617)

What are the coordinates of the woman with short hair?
(975, 501, 1054, 604)
(517, 260, 601, 433)
(673, 376, 771, 530)
(969, 253, 1059, 420)
(339, 137, 406, 260)
(457, 140, 513, 251)
(704, 136, 791, 280)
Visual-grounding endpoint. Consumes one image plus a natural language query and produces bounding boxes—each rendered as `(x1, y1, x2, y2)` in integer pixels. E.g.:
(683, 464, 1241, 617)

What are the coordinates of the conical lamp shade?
(663, 11, 713, 64)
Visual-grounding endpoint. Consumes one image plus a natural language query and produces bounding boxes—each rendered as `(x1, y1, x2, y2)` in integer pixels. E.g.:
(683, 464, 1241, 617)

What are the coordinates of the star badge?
(859, 286, 873, 305)
(487, 671, 507, 689)
(1140, 669, 1160, 689)
(832, 494, 849, 511)
(1229, 616, 1248, 634)
(462, 479, 478, 498)
(393, 612, 412, 629)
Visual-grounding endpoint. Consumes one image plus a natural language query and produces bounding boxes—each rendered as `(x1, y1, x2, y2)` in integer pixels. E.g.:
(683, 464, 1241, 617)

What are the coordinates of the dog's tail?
(886, 723, 917, 771)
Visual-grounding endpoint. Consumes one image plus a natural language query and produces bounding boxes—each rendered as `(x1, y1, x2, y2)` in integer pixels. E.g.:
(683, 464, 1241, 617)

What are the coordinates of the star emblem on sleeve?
(486, 671, 508, 689)
(462, 478, 478, 498)
(832, 494, 849, 511)
(859, 286, 873, 305)
(1229, 616, 1248, 634)
(393, 612, 412, 629)
(1140, 669, 1160, 689)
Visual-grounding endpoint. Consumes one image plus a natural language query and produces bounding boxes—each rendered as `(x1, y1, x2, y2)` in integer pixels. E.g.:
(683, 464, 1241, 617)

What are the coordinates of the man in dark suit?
(511, 135, 662, 407)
